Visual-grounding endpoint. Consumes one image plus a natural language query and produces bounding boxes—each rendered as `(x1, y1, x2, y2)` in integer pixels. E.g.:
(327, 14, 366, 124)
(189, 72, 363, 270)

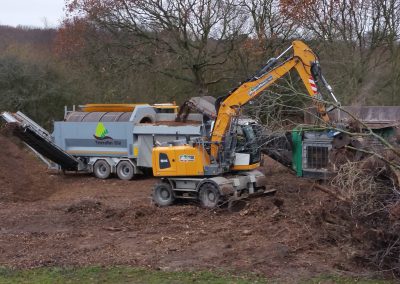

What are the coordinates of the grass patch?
(0, 267, 266, 284)
(304, 275, 393, 284)
(0, 267, 394, 284)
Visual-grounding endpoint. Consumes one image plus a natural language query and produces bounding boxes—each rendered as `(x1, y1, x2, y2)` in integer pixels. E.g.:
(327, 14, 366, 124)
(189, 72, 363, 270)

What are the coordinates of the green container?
(291, 127, 303, 177)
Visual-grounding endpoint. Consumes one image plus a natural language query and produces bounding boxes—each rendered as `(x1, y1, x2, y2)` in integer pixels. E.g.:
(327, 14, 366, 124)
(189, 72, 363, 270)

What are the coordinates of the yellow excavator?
(151, 40, 339, 208)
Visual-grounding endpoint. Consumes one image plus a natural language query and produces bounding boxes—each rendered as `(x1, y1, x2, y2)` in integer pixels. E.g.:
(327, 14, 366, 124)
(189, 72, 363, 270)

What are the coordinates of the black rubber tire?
(198, 182, 220, 208)
(93, 160, 111, 179)
(116, 161, 135, 180)
(153, 183, 175, 207)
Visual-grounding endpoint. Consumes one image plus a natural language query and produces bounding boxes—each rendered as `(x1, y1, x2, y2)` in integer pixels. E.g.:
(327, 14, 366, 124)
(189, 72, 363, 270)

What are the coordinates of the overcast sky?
(0, 0, 66, 28)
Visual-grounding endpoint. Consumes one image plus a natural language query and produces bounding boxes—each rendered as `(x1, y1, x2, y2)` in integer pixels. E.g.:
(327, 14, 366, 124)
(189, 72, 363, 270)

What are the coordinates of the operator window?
(159, 153, 171, 169)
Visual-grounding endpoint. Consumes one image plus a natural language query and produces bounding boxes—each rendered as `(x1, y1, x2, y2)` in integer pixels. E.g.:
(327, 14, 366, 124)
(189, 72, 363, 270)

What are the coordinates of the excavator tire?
(198, 182, 220, 208)
(153, 183, 175, 207)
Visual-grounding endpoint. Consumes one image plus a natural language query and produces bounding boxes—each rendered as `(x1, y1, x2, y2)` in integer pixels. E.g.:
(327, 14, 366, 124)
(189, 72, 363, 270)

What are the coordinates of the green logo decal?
(179, 155, 195, 162)
(94, 122, 112, 140)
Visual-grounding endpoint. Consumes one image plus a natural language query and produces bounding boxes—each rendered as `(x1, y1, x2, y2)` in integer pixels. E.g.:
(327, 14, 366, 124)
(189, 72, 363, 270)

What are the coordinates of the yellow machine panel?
(79, 103, 178, 113)
(152, 145, 208, 176)
(79, 104, 145, 112)
(231, 163, 260, 171)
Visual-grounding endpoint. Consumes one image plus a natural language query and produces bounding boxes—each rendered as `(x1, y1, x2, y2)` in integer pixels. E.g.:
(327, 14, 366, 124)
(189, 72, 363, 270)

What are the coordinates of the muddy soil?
(0, 134, 371, 280)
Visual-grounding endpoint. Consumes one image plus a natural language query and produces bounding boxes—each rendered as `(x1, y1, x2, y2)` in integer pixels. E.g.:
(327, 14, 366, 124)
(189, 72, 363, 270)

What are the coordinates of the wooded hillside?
(1, 0, 400, 127)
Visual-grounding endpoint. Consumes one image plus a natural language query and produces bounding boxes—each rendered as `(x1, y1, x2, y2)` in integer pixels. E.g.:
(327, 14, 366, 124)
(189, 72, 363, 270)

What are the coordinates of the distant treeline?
(1, 0, 400, 127)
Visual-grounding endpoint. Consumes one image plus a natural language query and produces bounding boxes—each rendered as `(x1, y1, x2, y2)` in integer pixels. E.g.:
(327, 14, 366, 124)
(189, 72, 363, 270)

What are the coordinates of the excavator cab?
(231, 120, 262, 171)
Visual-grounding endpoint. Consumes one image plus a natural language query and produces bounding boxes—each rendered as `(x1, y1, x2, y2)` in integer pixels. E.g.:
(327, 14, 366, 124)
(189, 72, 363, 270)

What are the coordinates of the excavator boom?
(210, 40, 333, 158)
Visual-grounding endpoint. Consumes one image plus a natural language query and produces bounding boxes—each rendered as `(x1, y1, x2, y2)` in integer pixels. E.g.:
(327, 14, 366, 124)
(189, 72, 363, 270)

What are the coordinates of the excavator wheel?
(153, 183, 175, 207)
(198, 182, 220, 208)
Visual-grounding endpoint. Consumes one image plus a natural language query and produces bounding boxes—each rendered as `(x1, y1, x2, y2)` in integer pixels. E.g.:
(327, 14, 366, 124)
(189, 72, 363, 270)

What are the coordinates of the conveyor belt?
(1, 112, 80, 170)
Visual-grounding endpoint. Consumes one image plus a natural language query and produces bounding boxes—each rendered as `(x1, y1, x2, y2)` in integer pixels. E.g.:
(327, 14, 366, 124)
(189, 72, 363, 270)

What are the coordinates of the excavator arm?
(210, 40, 335, 158)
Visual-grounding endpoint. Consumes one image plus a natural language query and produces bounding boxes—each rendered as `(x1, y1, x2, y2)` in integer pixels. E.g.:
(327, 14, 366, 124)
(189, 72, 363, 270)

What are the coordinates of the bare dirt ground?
(0, 134, 373, 280)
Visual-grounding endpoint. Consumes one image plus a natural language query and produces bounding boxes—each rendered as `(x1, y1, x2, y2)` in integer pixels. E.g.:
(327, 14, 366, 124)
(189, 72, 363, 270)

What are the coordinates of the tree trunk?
(193, 68, 208, 96)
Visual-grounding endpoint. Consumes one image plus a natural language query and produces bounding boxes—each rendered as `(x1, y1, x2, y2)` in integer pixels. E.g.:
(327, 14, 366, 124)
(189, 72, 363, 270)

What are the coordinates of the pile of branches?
(318, 157, 400, 273)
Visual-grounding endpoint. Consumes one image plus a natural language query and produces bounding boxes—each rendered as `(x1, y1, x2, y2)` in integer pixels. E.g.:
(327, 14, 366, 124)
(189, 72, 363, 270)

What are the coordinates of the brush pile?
(318, 151, 400, 273)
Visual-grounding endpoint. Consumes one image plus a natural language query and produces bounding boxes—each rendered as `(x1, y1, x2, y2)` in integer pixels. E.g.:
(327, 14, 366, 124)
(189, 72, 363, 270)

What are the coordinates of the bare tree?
(378, 0, 400, 105)
(229, 0, 299, 80)
(280, 0, 400, 105)
(67, 0, 248, 96)
(241, 0, 299, 51)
